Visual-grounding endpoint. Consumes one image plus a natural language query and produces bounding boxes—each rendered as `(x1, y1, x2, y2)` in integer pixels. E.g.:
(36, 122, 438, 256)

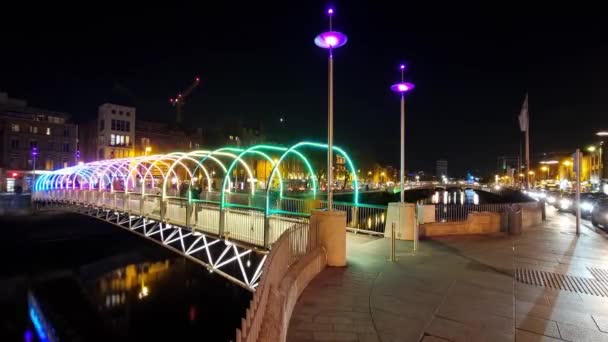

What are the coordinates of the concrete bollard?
(311, 209, 346, 267)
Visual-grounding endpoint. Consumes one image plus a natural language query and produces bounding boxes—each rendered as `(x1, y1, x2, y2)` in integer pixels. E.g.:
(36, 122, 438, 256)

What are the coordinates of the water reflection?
(2, 213, 250, 342)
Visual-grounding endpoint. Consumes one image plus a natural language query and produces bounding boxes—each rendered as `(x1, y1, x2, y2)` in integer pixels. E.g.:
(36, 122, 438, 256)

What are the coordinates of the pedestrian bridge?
(32, 141, 387, 290)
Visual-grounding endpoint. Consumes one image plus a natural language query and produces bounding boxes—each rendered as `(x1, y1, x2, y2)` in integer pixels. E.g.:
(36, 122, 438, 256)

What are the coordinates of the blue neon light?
(29, 305, 49, 342)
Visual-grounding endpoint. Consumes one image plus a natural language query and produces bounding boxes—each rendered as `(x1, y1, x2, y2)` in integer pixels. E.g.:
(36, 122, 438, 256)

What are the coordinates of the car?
(545, 190, 560, 207)
(558, 192, 575, 212)
(581, 193, 607, 218)
(591, 198, 608, 228)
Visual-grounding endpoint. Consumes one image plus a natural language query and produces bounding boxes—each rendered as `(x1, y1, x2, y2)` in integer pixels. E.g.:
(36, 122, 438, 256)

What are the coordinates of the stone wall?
(259, 248, 327, 342)
(421, 202, 544, 237)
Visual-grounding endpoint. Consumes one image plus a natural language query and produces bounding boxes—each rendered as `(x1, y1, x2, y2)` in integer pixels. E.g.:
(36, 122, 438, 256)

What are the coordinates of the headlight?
(581, 202, 594, 212)
(547, 196, 556, 204)
(560, 198, 572, 209)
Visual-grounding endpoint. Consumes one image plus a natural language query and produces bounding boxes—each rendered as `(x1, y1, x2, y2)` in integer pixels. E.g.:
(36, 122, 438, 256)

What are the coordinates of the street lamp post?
(390, 65, 415, 203)
(31, 147, 38, 192)
(315, 8, 347, 210)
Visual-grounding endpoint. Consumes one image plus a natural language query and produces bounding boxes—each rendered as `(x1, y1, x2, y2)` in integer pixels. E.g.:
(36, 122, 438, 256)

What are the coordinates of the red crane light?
(195, 77, 200, 82)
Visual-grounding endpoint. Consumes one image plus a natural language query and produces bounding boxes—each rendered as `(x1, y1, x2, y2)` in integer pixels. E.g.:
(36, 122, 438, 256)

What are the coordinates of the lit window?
(111, 134, 116, 146)
(10, 124, 19, 132)
(125, 135, 130, 146)
(229, 135, 234, 140)
(30, 126, 38, 134)
(46, 127, 51, 135)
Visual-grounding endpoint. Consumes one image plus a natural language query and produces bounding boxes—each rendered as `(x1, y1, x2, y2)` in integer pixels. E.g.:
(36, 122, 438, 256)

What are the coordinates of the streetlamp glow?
(315, 7, 348, 210)
(588, 145, 596, 152)
(390, 63, 415, 203)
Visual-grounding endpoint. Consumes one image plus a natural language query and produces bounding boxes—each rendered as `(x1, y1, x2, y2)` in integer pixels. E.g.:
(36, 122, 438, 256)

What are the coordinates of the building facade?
(134, 120, 203, 156)
(436, 159, 448, 178)
(80, 103, 136, 162)
(0, 92, 78, 192)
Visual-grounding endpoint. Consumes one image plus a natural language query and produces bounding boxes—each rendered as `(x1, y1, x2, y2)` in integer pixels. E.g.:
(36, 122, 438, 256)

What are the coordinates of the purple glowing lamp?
(390, 82, 415, 93)
(314, 7, 348, 210)
(314, 8, 348, 50)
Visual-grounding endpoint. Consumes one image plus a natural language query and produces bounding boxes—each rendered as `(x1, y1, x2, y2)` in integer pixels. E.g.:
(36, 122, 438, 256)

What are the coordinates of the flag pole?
(526, 124, 530, 189)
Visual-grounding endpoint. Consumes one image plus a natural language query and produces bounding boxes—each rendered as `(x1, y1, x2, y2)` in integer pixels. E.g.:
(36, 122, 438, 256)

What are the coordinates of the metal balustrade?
(434, 203, 511, 222)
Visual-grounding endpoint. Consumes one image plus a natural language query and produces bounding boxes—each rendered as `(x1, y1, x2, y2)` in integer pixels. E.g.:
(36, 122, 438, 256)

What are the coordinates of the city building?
(134, 120, 203, 156)
(0, 92, 78, 192)
(436, 159, 448, 178)
(80, 103, 136, 162)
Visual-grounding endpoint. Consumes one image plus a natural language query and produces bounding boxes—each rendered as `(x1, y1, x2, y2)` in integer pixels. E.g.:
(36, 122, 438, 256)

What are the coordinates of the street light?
(315, 7, 347, 210)
(31, 147, 38, 192)
(541, 166, 549, 179)
(145, 146, 152, 156)
(390, 64, 415, 203)
(588, 145, 596, 152)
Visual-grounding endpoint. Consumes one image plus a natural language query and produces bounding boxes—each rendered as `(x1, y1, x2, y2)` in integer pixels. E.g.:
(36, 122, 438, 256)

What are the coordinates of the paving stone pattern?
(287, 208, 608, 341)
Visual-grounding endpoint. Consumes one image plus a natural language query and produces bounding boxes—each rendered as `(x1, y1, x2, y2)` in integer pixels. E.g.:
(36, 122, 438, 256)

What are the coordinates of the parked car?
(557, 192, 575, 213)
(591, 198, 608, 228)
(581, 193, 607, 218)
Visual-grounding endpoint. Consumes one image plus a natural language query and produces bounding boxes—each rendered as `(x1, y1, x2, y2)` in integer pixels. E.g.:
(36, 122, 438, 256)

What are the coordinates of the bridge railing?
(236, 219, 320, 342)
(434, 203, 511, 222)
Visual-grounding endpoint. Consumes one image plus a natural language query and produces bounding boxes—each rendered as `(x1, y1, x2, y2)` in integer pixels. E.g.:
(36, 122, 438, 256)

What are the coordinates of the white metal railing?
(434, 203, 513, 222)
(235, 221, 320, 342)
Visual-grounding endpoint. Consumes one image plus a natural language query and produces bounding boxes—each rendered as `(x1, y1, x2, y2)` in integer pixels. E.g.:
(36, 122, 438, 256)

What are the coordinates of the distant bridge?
(32, 141, 387, 290)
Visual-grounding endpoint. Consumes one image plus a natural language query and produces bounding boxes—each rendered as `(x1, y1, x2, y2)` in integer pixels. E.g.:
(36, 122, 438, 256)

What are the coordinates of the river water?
(0, 212, 250, 342)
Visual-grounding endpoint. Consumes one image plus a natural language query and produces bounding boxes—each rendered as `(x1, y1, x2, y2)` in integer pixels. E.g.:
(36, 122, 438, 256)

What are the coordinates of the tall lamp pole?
(390, 66, 415, 203)
(31, 147, 38, 192)
(315, 8, 347, 210)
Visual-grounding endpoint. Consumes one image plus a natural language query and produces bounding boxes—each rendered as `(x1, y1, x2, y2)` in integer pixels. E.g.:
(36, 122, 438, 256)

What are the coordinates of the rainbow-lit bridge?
(32, 141, 387, 290)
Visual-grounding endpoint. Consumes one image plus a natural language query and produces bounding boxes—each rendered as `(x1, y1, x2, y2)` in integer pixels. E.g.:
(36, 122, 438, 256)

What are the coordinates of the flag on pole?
(518, 93, 529, 132)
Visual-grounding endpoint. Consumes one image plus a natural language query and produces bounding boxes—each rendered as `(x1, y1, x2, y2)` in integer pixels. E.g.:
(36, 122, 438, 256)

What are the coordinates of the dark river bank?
(0, 212, 250, 342)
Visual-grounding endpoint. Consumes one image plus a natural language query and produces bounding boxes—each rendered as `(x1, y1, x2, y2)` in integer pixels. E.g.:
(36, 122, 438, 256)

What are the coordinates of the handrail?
(235, 221, 319, 341)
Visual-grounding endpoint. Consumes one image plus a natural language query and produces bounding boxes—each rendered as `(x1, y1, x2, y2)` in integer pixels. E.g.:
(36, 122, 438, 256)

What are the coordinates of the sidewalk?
(287, 208, 608, 342)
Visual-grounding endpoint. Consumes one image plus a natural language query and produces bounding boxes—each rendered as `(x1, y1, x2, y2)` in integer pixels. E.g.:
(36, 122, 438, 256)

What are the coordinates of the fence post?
(186, 202, 193, 228)
(351, 206, 359, 227)
(389, 222, 397, 262)
(219, 206, 226, 237)
(160, 199, 167, 221)
(263, 214, 271, 248)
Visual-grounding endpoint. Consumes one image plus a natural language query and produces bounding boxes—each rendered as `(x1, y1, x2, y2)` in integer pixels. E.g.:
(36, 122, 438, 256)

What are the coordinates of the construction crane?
(169, 76, 201, 125)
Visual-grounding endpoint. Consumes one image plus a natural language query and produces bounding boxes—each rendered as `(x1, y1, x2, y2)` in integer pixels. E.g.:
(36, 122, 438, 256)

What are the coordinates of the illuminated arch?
(265, 141, 359, 215)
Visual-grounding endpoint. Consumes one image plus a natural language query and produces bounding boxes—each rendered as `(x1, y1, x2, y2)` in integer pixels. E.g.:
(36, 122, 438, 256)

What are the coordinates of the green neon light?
(221, 145, 286, 209)
(265, 141, 359, 215)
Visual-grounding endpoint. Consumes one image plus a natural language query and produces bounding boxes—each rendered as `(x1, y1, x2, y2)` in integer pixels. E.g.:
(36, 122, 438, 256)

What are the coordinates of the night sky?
(2, 2, 607, 177)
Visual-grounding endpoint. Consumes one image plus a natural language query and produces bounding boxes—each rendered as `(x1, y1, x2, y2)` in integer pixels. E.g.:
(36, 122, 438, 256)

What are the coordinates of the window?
(63, 143, 70, 152)
(111, 119, 116, 130)
(110, 134, 116, 146)
(63, 128, 69, 137)
(119, 135, 124, 145)
(45, 159, 54, 170)
(125, 135, 130, 146)
(10, 138, 19, 149)
(126, 121, 130, 132)
(30, 141, 37, 148)
(11, 124, 19, 132)
(63, 160, 68, 168)
(46, 127, 51, 135)
(119, 110, 123, 115)
(126, 112, 131, 116)
(111, 109, 116, 114)
(229, 135, 234, 140)
(29, 126, 38, 134)
(48, 141, 54, 151)
(100, 119, 104, 131)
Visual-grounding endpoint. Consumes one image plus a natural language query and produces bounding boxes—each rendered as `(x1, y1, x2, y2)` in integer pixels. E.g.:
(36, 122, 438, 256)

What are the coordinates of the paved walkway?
(287, 208, 608, 341)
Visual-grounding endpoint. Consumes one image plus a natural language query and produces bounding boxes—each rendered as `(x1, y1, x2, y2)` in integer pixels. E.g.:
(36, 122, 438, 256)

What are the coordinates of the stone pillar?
(311, 210, 346, 267)
(384, 202, 416, 240)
